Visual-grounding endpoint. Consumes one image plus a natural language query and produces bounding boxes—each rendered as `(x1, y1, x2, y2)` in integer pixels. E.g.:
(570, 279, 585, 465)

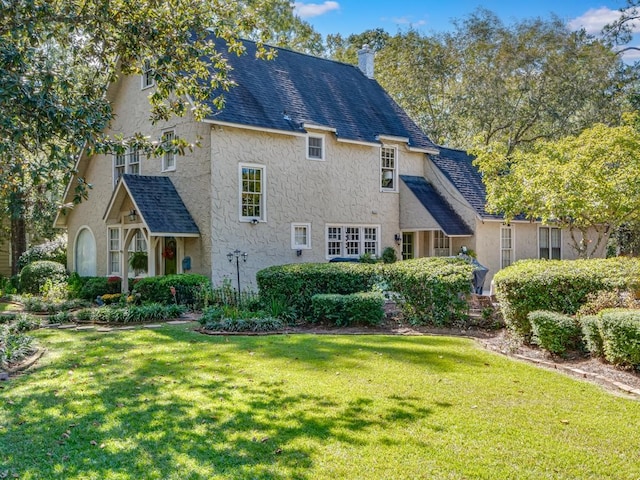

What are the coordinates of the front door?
(164, 237, 177, 275)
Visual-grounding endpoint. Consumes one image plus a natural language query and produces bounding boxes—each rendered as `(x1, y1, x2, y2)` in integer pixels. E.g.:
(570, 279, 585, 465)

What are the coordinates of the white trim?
(302, 123, 337, 133)
(161, 130, 177, 172)
(306, 134, 325, 161)
(500, 225, 514, 269)
(107, 227, 122, 276)
(238, 163, 267, 223)
(376, 134, 410, 143)
(380, 145, 398, 192)
(325, 224, 381, 259)
(204, 118, 306, 138)
(407, 146, 439, 154)
(73, 226, 97, 276)
(336, 137, 380, 147)
(291, 223, 312, 249)
(141, 60, 154, 90)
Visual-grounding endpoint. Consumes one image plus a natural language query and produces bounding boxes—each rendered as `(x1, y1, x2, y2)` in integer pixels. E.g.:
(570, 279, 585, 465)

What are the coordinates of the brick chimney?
(357, 44, 374, 79)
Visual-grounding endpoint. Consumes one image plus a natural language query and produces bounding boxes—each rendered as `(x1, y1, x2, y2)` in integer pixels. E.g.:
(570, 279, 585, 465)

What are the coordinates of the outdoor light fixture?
(394, 233, 402, 245)
(128, 210, 137, 222)
(227, 249, 248, 301)
(250, 218, 259, 225)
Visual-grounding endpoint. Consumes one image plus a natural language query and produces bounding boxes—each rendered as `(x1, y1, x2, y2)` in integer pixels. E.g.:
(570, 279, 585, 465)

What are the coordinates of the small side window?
(162, 131, 176, 171)
(291, 223, 311, 249)
(306, 135, 324, 161)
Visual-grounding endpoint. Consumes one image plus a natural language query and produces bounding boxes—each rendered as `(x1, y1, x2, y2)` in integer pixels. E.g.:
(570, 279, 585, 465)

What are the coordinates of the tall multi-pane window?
(108, 228, 121, 275)
(128, 148, 140, 174)
(239, 164, 265, 221)
(380, 146, 397, 190)
(363, 228, 377, 254)
(501, 226, 513, 268)
(327, 227, 342, 256)
(141, 60, 154, 89)
(326, 225, 379, 258)
(433, 230, 450, 257)
(114, 153, 126, 187)
(162, 131, 176, 171)
(540, 227, 561, 259)
(307, 135, 324, 160)
(402, 232, 414, 260)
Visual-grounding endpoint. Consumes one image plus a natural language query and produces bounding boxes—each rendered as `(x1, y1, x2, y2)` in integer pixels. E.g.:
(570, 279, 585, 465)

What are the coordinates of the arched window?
(75, 228, 97, 276)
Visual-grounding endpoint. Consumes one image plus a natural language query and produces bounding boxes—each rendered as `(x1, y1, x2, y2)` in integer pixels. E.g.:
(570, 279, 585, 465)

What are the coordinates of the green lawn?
(1, 324, 639, 480)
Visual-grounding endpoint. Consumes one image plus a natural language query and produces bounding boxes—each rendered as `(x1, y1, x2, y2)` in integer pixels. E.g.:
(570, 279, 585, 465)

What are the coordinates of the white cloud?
(391, 16, 427, 27)
(293, 1, 340, 19)
(568, 7, 624, 35)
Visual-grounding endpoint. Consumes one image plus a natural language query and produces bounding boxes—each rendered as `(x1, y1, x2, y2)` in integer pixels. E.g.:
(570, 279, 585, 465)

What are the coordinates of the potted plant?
(129, 250, 148, 274)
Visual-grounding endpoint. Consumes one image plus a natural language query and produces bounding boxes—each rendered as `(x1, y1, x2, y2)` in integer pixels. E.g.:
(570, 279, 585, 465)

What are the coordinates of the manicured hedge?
(19, 261, 67, 295)
(311, 292, 385, 326)
(580, 315, 604, 358)
(528, 310, 583, 354)
(132, 274, 212, 308)
(493, 258, 640, 339)
(598, 309, 640, 368)
(384, 257, 474, 326)
(257, 263, 380, 317)
(257, 257, 474, 326)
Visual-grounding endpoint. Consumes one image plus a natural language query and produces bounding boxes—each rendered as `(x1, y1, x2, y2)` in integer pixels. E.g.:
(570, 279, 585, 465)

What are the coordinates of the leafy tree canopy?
(473, 115, 640, 257)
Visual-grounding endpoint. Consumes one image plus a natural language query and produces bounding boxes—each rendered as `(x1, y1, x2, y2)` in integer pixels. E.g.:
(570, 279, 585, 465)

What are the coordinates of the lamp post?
(227, 249, 248, 304)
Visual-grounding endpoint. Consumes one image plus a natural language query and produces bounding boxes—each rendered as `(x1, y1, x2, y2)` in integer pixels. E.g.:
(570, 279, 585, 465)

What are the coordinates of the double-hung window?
(239, 164, 265, 221)
(501, 225, 513, 268)
(539, 227, 561, 260)
(306, 135, 324, 160)
(113, 146, 141, 187)
(141, 60, 154, 89)
(162, 131, 176, 171)
(380, 146, 397, 191)
(326, 225, 379, 258)
(108, 228, 121, 275)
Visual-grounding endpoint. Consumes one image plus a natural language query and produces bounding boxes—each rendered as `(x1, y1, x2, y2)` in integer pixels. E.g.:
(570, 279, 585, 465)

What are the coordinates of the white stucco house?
(54, 37, 602, 293)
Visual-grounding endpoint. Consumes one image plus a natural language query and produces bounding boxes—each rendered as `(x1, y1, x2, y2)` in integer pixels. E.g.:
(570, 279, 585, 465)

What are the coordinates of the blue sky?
(293, 1, 640, 59)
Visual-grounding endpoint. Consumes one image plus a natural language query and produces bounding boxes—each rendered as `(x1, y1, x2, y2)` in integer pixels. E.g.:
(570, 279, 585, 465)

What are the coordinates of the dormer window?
(141, 60, 154, 89)
(381, 146, 397, 191)
(306, 134, 324, 161)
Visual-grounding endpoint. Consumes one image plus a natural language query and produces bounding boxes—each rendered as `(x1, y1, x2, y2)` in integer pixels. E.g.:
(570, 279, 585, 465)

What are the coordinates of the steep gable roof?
(430, 147, 502, 220)
(400, 175, 472, 236)
(104, 175, 200, 236)
(205, 38, 437, 152)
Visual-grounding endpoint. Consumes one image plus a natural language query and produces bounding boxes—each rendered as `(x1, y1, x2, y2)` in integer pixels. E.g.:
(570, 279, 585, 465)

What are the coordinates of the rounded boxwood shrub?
(528, 310, 583, 354)
(598, 309, 640, 368)
(71, 276, 122, 300)
(493, 257, 640, 340)
(17, 237, 67, 271)
(19, 260, 67, 295)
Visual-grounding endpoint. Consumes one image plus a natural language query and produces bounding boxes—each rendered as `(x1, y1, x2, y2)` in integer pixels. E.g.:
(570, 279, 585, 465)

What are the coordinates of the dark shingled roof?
(205, 38, 437, 151)
(430, 147, 502, 220)
(122, 175, 199, 235)
(400, 175, 472, 236)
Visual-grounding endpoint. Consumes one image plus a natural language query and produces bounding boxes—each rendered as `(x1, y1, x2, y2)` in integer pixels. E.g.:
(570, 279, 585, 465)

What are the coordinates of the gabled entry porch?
(103, 174, 200, 293)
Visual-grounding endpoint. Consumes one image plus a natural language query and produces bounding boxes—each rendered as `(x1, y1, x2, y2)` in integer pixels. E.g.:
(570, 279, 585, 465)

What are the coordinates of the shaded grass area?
(1, 324, 639, 479)
(0, 301, 21, 313)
